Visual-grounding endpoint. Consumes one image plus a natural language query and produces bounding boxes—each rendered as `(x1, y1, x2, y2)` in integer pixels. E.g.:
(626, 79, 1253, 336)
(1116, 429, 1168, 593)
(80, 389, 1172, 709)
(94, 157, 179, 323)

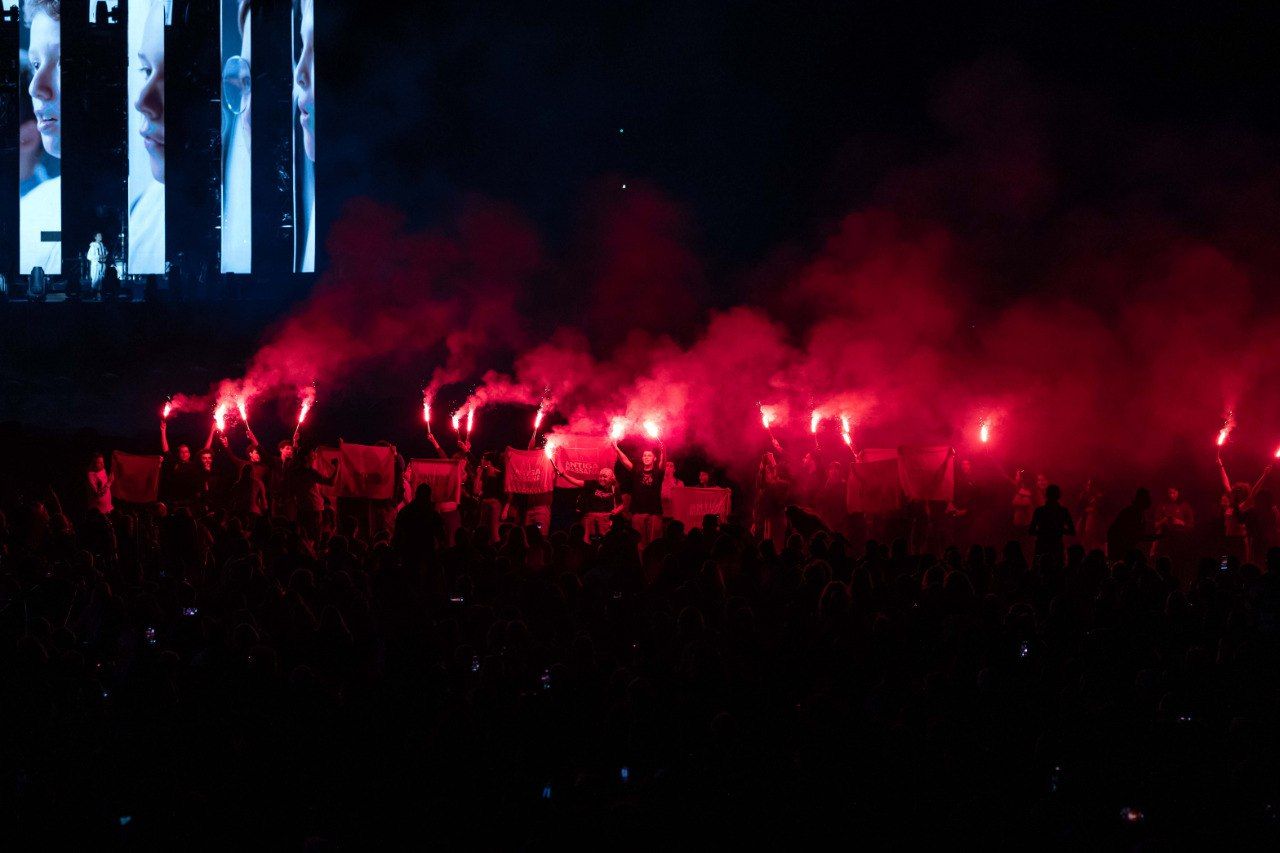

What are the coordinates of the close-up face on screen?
(220, 0, 250, 273)
(128, 0, 166, 274)
(294, 0, 314, 273)
(19, 0, 62, 276)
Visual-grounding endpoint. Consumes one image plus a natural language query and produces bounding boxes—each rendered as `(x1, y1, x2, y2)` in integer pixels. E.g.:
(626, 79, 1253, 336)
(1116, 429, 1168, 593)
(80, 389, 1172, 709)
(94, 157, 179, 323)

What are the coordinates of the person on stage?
(87, 233, 108, 294)
(20, 1, 62, 276)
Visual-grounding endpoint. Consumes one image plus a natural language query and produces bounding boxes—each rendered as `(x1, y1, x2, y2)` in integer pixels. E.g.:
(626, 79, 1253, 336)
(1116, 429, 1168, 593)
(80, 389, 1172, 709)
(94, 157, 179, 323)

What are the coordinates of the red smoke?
(165, 62, 1280, 488)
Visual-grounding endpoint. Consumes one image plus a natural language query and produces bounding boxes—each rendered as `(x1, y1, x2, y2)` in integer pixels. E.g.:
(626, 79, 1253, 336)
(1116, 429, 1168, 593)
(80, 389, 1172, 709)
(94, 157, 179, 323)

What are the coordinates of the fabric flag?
(846, 449, 902, 514)
(504, 447, 556, 494)
(550, 434, 616, 488)
(408, 458, 465, 504)
(670, 486, 732, 530)
(898, 445, 955, 502)
(313, 446, 341, 501)
(335, 441, 398, 500)
(110, 451, 163, 504)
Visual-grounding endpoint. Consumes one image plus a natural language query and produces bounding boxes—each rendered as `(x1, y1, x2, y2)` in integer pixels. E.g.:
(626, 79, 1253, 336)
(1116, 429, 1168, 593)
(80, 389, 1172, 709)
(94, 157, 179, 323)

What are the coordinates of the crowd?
(1, 417, 1279, 847)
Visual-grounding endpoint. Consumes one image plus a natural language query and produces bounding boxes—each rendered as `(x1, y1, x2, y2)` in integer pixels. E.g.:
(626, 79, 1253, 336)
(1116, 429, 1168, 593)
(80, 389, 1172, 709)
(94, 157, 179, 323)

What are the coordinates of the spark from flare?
(841, 415, 852, 447)
(1217, 412, 1235, 447)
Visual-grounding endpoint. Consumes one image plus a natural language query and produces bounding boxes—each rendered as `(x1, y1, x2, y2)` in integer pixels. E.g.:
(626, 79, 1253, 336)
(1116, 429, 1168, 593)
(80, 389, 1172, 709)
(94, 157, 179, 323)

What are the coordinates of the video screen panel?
(293, 0, 312, 272)
(128, 0, 165, 274)
(18, 0, 61, 276)
(220, 0, 249, 272)
(8, 0, 318, 283)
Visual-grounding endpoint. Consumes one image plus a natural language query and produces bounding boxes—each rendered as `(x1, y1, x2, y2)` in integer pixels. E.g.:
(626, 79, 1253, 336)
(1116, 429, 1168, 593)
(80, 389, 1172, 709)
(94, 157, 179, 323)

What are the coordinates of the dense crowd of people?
(2, 417, 1279, 847)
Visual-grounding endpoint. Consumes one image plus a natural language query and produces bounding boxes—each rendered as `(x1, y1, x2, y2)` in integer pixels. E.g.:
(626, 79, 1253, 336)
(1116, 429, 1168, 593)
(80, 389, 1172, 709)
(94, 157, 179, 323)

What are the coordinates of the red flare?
(423, 398, 432, 425)
(810, 411, 821, 435)
(213, 403, 228, 433)
(1217, 412, 1235, 447)
(451, 411, 462, 432)
(841, 415, 852, 447)
(534, 407, 546, 431)
(543, 436, 558, 460)
(643, 419, 661, 440)
(760, 406, 775, 430)
(609, 417, 627, 441)
(162, 401, 172, 420)
(1273, 446, 1280, 460)
(979, 421, 991, 444)
(466, 407, 476, 436)
(236, 398, 249, 423)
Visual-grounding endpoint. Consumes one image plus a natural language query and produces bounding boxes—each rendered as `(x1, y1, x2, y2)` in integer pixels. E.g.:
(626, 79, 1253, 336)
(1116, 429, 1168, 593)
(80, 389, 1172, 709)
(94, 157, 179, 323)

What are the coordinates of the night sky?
(324, 0, 1280, 288)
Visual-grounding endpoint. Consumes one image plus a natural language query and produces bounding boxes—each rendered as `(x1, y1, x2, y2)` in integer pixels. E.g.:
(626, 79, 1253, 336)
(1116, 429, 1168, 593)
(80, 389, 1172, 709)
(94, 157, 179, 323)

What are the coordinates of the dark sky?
(322, 0, 1280, 282)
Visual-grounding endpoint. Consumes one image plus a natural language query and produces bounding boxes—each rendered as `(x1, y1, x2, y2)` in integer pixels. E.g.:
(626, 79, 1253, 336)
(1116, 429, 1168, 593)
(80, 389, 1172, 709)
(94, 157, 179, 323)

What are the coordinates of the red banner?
(110, 451, 163, 504)
(408, 458, 465, 505)
(897, 445, 955, 502)
(549, 434, 616, 488)
(504, 448, 555, 494)
(335, 441, 398, 500)
(846, 449, 901, 514)
(670, 486, 731, 530)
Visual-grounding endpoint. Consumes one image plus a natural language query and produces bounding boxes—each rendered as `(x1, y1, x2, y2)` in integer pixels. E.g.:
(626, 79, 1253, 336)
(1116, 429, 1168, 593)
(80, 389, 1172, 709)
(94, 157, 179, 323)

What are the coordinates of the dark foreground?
(2, 490, 1279, 850)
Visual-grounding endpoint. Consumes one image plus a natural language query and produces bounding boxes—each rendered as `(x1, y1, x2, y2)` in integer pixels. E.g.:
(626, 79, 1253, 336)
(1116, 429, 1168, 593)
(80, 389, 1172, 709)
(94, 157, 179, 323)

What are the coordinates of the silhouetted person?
(393, 483, 447, 569)
(1029, 483, 1074, 566)
(1107, 487, 1155, 559)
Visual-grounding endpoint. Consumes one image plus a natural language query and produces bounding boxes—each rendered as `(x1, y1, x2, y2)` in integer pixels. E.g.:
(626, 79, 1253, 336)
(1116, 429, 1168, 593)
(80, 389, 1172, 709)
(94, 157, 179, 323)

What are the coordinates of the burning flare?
(466, 407, 476, 436)
(609, 417, 627, 442)
(297, 388, 316, 428)
(543, 435, 559, 461)
(841, 415, 852, 447)
(760, 405, 776, 431)
(1217, 412, 1235, 447)
(422, 396, 432, 425)
(979, 420, 991, 444)
(237, 398, 249, 424)
(643, 419, 661, 440)
(162, 400, 172, 420)
(451, 410, 462, 432)
(810, 410, 821, 435)
(213, 403, 229, 433)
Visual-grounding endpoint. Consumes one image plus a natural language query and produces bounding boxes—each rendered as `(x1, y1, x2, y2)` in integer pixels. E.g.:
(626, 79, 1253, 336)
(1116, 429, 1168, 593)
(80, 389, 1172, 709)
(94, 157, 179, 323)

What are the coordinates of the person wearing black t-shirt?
(617, 439, 665, 547)
(160, 415, 215, 508)
(473, 452, 508, 543)
(557, 465, 623, 542)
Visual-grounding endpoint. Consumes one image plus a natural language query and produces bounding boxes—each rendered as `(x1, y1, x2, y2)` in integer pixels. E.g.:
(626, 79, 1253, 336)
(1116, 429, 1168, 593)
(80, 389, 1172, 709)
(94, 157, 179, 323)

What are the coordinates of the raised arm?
(203, 422, 216, 450)
(552, 460, 586, 489)
(160, 418, 170, 454)
(428, 434, 447, 460)
(615, 440, 634, 471)
(1217, 452, 1233, 495)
